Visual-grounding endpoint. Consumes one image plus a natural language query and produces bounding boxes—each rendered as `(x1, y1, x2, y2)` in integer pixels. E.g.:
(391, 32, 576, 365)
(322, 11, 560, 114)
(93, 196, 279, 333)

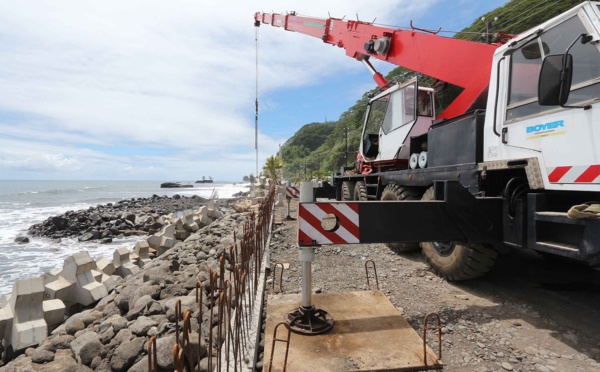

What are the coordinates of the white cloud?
(0, 0, 438, 180)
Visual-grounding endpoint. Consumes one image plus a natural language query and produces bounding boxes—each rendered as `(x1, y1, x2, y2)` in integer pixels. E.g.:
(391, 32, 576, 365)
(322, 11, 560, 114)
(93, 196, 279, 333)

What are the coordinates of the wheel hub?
(432, 241, 456, 257)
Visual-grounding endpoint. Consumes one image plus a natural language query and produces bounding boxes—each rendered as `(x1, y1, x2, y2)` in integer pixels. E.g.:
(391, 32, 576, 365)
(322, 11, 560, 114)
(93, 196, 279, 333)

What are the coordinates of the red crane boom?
(254, 12, 499, 119)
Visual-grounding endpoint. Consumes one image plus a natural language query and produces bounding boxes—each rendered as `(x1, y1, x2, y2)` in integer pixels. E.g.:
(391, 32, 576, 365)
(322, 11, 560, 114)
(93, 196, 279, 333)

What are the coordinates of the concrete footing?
(264, 291, 442, 371)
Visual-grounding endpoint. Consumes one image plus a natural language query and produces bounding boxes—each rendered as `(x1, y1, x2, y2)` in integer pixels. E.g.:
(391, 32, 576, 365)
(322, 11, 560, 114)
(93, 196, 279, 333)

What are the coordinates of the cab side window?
(507, 16, 600, 122)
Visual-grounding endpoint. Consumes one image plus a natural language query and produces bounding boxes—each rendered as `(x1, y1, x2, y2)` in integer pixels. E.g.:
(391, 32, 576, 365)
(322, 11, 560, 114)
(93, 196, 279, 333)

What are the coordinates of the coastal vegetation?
(275, 0, 585, 181)
(262, 155, 284, 184)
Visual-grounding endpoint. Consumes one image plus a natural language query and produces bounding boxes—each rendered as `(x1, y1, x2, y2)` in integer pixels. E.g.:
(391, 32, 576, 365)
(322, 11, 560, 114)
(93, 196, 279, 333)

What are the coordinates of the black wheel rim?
(432, 241, 456, 257)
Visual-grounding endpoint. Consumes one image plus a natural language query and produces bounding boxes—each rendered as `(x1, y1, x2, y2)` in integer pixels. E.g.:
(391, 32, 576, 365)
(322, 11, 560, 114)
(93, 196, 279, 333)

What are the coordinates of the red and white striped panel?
(285, 186, 300, 199)
(548, 164, 600, 183)
(297, 202, 359, 246)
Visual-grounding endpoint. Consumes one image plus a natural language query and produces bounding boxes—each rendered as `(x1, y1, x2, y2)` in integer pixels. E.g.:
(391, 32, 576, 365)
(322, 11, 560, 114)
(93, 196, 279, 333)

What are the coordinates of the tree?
(262, 155, 284, 184)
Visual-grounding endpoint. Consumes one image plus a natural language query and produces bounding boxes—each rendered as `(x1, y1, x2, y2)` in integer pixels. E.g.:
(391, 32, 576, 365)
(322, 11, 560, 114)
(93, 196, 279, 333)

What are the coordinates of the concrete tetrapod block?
(147, 234, 161, 250)
(193, 215, 212, 227)
(43, 299, 66, 327)
(90, 269, 103, 283)
(196, 206, 208, 218)
(129, 253, 140, 267)
(8, 278, 47, 351)
(175, 217, 184, 230)
(133, 241, 152, 268)
(41, 267, 63, 284)
(100, 274, 117, 292)
(182, 213, 198, 232)
(45, 252, 108, 307)
(157, 236, 176, 256)
(0, 302, 13, 342)
(175, 230, 190, 241)
(72, 252, 108, 305)
(44, 275, 72, 303)
(160, 224, 176, 239)
(207, 200, 223, 219)
(96, 258, 116, 276)
(113, 247, 140, 277)
(0, 293, 10, 308)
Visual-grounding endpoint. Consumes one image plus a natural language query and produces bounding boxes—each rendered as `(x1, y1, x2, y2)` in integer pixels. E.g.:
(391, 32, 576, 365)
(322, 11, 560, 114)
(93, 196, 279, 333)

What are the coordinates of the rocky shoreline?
(27, 195, 212, 243)
(0, 193, 267, 371)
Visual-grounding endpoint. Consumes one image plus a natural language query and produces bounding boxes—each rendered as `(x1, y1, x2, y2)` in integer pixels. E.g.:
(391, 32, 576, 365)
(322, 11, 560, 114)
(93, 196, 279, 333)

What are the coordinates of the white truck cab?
(484, 1, 600, 192)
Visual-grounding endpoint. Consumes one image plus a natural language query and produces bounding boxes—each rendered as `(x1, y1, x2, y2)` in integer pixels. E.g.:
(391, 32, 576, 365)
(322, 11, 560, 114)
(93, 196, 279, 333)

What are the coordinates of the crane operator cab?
(359, 78, 435, 168)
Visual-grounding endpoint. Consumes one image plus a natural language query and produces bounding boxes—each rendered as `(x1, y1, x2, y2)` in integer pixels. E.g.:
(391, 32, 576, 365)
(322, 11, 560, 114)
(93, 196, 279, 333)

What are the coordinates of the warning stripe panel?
(303, 204, 359, 243)
(548, 164, 600, 183)
(312, 203, 359, 238)
(548, 166, 572, 183)
(298, 205, 356, 244)
(575, 165, 600, 183)
(286, 186, 300, 198)
(297, 202, 359, 246)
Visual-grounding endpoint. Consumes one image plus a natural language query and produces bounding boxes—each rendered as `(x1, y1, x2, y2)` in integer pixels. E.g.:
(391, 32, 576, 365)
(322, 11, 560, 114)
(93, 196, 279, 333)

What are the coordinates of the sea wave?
(18, 186, 108, 196)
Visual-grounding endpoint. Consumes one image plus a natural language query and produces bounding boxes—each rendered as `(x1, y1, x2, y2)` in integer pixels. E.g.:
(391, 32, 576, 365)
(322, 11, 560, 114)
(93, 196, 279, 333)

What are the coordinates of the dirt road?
(268, 199, 600, 371)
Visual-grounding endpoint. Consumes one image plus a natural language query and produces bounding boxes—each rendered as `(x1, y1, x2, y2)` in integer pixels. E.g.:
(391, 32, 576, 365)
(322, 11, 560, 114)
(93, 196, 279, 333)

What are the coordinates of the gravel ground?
(268, 199, 600, 372)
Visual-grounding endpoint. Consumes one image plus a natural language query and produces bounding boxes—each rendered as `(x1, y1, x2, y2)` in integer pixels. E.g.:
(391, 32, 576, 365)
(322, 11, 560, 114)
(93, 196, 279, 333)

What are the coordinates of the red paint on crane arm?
(255, 12, 499, 119)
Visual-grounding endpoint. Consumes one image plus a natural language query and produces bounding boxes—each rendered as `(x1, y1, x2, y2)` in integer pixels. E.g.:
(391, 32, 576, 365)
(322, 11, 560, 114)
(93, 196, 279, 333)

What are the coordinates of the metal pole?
(344, 127, 348, 166)
(285, 182, 333, 335)
(299, 181, 315, 306)
(299, 247, 314, 308)
(255, 23, 260, 180)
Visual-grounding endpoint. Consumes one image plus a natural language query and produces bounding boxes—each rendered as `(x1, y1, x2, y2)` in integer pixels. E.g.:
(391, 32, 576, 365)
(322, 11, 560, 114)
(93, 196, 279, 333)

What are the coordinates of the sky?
(0, 0, 507, 181)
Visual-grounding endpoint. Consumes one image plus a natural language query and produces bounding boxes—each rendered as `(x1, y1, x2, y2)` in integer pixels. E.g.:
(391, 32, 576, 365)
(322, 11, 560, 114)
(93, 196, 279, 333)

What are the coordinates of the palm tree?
(262, 155, 284, 184)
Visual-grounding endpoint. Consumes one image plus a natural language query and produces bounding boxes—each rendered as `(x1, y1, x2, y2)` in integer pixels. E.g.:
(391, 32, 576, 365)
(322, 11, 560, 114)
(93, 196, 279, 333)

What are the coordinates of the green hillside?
(278, 0, 585, 181)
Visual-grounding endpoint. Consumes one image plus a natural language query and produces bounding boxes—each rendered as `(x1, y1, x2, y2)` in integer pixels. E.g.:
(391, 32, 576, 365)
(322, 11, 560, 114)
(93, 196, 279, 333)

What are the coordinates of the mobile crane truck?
(255, 2, 600, 281)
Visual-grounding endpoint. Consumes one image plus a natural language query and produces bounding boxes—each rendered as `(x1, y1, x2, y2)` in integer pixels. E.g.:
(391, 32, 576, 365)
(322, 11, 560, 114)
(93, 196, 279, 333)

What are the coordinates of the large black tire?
(354, 181, 368, 201)
(381, 184, 421, 253)
(420, 187, 498, 281)
(341, 181, 355, 201)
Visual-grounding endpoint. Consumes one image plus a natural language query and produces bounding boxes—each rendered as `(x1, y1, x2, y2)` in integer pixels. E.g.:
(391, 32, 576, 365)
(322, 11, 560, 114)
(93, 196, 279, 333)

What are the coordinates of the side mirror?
(538, 54, 572, 106)
(538, 33, 593, 109)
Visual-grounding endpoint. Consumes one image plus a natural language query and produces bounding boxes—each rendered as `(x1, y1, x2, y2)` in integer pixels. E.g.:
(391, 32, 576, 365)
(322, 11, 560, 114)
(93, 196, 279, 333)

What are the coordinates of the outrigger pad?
(285, 305, 334, 335)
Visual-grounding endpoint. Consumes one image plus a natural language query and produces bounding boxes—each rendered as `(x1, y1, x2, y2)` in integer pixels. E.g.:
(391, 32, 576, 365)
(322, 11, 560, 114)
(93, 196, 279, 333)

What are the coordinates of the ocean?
(0, 180, 249, 297)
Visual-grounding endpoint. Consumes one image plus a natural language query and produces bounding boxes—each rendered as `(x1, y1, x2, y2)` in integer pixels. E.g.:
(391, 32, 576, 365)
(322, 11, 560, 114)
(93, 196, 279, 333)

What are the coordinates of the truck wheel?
(381, 184, 421, 253)
(420, 187, 498, 281)
(354, 181, 368, 201)
(341, 181, 355, 201)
